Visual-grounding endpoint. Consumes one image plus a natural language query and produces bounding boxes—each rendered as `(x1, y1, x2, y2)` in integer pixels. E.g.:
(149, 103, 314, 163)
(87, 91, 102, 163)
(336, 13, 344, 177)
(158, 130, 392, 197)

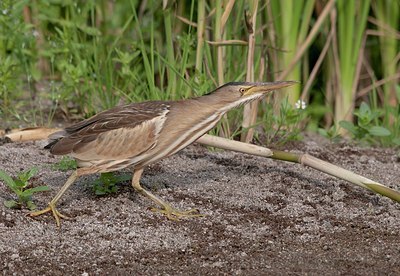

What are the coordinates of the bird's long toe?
(151, 204, 204, 220)
(30, 203, 71, 227)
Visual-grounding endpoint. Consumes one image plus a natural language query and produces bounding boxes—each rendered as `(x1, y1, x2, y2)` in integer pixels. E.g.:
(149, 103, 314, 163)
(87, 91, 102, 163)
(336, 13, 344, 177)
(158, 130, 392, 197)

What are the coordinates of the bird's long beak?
(244, 81, 298, 96)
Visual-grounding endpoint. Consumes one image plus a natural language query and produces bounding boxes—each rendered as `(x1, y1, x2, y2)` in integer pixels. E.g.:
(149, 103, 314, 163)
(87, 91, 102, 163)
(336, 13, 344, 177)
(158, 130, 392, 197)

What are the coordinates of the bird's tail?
(44, 130, 67, 149)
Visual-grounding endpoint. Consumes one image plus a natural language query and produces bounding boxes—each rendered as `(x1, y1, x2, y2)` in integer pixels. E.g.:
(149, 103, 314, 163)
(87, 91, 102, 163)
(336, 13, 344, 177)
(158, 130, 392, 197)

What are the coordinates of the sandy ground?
(0, 137, 399, 275)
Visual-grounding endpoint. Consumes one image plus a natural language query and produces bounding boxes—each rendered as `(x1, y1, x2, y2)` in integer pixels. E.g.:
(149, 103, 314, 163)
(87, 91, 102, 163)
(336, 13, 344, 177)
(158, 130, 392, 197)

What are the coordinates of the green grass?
(0, 0, 399, 147)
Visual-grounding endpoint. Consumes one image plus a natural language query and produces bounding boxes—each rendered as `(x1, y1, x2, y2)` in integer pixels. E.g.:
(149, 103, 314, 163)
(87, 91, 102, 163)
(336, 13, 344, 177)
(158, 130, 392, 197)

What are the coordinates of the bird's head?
(210, 81, 298, 108)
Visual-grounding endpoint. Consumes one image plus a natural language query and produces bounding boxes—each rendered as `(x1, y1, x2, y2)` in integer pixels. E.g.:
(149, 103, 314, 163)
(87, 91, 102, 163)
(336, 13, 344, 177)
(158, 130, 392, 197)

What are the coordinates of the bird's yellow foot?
(151, 204, 204, 221)
(30, 203, 70, 227)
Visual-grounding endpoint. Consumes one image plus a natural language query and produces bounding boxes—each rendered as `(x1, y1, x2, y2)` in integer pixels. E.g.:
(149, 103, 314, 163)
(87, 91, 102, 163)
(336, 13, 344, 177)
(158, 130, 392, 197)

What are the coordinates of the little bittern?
(31, 81, 295, 226)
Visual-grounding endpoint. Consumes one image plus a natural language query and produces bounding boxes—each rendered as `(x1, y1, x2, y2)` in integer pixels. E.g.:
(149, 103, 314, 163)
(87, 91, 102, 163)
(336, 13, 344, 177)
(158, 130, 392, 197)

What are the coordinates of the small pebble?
(10, 253, 19, 260)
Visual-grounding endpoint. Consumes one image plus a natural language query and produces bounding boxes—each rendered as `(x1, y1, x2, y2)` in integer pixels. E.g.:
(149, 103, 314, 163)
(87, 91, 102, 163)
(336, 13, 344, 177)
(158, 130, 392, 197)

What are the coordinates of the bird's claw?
(30, 203, 71, 227)
(151, 204, 204, 220)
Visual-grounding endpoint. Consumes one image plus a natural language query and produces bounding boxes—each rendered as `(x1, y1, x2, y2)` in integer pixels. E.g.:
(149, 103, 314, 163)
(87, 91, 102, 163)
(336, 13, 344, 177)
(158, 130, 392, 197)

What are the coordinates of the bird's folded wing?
(49, 102, 170, 161)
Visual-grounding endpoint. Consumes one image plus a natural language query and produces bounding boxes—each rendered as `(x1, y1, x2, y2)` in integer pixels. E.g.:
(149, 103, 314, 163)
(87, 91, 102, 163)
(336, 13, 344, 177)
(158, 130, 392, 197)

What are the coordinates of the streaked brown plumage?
(31, 81, 296, 226)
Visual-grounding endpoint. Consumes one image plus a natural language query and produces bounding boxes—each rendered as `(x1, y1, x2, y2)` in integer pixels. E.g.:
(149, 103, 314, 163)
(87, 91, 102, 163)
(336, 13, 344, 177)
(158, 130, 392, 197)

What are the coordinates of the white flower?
(295, 99, 307, 110)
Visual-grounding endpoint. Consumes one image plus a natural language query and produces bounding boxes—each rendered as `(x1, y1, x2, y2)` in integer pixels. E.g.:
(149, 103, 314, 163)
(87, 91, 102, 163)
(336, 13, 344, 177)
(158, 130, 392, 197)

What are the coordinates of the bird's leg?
(30, 168, 87, 226)
(131, 169, 203, 220)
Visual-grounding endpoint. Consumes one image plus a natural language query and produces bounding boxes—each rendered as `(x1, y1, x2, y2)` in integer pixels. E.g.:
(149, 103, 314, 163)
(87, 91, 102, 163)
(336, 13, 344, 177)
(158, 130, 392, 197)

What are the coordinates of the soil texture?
(0, 137, 399, 275)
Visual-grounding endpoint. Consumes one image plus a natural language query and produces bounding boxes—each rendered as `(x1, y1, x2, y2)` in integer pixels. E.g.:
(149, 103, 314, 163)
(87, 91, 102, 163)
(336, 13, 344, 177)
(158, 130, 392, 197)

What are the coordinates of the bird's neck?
(192, 92, 235, 112)
(193, 91, 263, 115)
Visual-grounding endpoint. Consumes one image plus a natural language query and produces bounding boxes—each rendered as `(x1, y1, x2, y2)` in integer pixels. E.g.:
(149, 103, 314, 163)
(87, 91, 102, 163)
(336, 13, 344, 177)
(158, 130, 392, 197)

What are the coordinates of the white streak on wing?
(139, 113, 221, 166)
(111, 107, 170, 168)
(122, 107, 169, 162)
(154, 108, 169, 137)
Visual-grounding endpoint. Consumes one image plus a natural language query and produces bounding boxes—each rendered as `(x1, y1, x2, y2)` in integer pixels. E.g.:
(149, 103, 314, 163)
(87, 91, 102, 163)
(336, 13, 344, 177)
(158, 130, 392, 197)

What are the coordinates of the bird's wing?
(49, 101, 170, 161)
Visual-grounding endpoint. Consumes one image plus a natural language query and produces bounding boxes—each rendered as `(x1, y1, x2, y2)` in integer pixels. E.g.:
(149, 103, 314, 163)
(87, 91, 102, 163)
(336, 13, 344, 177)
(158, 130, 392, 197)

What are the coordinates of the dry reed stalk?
(241, 1, 259, 143)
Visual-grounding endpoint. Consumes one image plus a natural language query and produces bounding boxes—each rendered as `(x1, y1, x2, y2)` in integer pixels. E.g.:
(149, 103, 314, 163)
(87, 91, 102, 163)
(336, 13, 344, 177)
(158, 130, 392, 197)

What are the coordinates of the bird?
(30, 81, 296, 226)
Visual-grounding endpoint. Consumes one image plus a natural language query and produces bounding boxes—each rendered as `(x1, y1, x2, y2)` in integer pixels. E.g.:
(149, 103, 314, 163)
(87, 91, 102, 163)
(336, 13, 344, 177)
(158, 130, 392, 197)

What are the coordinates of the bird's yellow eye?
(239, 88, 246, 94)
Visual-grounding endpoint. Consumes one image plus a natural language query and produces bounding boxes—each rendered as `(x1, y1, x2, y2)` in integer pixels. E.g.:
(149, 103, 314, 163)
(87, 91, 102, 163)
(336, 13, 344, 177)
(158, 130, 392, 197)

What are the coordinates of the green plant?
(52, 156, 77, 171)
(318, 125, 342, 143)
(0, 0, 36, 119)
(91, 172, 131, 196)
(269, 0, 315, 103)
(335, 0, 371, 124)
(373, 0, 399, 108)
(339, 102, 391, 144)
(261, 98, 306, 145)
(0, 168, 49, 210)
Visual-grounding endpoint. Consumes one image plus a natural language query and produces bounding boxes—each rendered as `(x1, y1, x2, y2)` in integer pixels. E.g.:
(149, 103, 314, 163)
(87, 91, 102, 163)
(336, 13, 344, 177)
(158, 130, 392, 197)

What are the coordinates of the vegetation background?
(0, 0, 399, 146)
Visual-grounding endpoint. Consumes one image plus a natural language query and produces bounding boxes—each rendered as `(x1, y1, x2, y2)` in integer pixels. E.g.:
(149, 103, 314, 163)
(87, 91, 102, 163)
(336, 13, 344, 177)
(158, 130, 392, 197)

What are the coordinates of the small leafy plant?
(318, 125, 342, 143)
(52, 156, 77, 171)
(262, 97, 306, 145)
(92, 172, 131, 196)
(339, 102, 391, 144)
(0, 168, 49, 210)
